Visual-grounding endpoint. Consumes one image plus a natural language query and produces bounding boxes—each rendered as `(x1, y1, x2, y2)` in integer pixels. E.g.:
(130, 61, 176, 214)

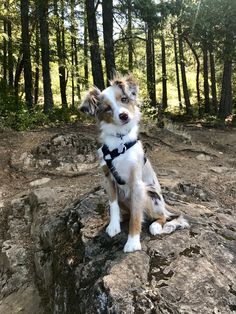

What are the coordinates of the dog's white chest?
(112, 141, 143, 182)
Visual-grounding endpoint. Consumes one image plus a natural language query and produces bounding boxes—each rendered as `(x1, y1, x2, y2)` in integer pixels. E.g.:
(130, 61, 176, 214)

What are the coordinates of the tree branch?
(114, 35, 146, 44)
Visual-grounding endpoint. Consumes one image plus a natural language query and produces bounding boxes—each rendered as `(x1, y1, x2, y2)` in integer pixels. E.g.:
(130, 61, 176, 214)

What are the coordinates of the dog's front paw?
(149, 221, 163, 235)
(123, 235, 141, 253)
(106, 222, 121, 237)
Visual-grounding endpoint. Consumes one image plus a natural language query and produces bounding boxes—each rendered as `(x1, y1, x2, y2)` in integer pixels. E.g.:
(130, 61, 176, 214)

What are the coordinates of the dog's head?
(79, 74, 141, 132)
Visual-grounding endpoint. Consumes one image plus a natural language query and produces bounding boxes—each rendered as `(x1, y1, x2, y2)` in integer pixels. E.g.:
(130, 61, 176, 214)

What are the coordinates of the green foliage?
(0, 81, 50, 130)
(2, 109, 49, 131)
(134, 0, 161, 27)
(1, 0, 235, 127)
(141, 99, 160, 119)
(0, 80, 24, 115)
(0, 80, 80, 131)
(48, 107, 78, 124)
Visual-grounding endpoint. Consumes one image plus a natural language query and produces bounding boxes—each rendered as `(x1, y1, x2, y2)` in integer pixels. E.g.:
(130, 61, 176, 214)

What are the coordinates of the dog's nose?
(119, 112, 129, 122)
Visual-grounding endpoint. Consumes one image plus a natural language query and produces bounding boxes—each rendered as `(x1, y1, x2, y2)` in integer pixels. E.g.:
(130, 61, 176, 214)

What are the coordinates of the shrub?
(0, 80, 80, 130)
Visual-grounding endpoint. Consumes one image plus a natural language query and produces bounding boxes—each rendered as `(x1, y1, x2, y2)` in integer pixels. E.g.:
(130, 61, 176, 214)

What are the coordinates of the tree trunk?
(70, 0, 81, 102)
(20, 0, 33, 110)
(173, 31, 182, 110)
(84, 5, 89, 88)
(218, 60, 232, 118)
(85, 0, 105, 90)
(218, 28, 233, 119)
(161, 35, 167, 109)
(14, 56, 24, 100)
(38, 0, 54, 113)
(202, 44, 210, 113)
(127, 0, 133, 71)
(177, 22, 191, 114)
(34, 23, 40, 105)
(73, 38, 81, 101)
(102, 0, 116, 85)
(146, 24, 156, 107)
(184, 36, 201, 104)
(209, 49, 217, 113)
(71, 36, 75, 109)
(7, 18, 14, 87)
(60, 0, 67, 109)
(54, 0, 67, 108)
(3, 20, 7, 82)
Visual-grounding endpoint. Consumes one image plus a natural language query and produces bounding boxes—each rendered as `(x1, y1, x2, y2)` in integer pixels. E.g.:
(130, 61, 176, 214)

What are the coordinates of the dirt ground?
(0, 120, 236, 314)
(0, 121, 235, 212)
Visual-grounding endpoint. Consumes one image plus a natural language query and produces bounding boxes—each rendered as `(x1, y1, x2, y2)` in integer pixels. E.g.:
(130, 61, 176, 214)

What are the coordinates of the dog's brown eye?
(121, 96, 128, 103)
(104, 105, 112, 113)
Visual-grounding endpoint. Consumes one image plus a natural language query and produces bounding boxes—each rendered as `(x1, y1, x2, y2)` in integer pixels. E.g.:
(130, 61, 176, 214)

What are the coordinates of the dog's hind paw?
(149, 221, 163, 235)
(106, 222, 121, 237)
(123, 235, 141, 253)
(162, 221, 176, 234)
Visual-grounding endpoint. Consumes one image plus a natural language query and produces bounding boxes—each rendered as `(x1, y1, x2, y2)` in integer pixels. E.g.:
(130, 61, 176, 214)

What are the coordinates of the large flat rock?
(1, 187, 236, 314)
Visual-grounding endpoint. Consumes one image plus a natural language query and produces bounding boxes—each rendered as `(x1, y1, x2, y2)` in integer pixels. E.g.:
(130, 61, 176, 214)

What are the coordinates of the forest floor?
(0, 120, 236, 313)
(0, 120, 235, 212)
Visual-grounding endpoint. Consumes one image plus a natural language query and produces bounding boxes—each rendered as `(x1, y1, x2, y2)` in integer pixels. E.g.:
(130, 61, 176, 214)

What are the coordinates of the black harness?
(102, 140, 147, 185)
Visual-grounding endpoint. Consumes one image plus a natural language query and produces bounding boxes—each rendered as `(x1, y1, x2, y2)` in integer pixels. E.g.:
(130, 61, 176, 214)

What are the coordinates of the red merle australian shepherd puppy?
(80, 74, 189, 252)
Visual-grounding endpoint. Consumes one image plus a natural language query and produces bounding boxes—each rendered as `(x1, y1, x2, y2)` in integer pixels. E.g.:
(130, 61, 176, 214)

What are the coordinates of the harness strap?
(102, 140, 138, 185)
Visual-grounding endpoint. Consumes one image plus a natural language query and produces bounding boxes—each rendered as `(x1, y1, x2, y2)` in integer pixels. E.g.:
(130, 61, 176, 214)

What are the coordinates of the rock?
(19, 152, 28, 161)
(28, 187, 235, 313)
(56, 162, 73, 172)
(1, 186, 236, 314)
(37, 159, 52, 168)
(0, 285, 43, 314)
(52, 135, 66, 146)
(0, 190, 4, 208)
(11, 133, 97, 174)
(73, 154, 86, 163)
(29, 187, 56, 207)
(2, 241, 27, 270)
(210, 166, 230, 174)
(11, 197, 25, 210)
(177, 182, 210, 201)
(198, 191, 208, 201)
(29, 177, 51, 187)
(23, 153, 34, 167)
(196, 153, 212, 161)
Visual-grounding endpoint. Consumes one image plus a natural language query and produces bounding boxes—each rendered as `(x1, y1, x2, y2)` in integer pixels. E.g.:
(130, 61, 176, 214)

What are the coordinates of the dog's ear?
(110, 76, 126, 91)
(79, 87, 101, 116)
(111, 74, 139, 101)
(125, 74, 139, 100)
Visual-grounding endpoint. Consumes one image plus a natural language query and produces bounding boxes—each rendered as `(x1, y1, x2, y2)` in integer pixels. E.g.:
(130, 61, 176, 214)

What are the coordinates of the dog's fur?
(80, 74, 189, 252)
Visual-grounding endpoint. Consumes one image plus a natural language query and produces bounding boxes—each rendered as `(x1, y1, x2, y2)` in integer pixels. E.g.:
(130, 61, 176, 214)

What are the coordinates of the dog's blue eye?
(121, 96, 128, 103)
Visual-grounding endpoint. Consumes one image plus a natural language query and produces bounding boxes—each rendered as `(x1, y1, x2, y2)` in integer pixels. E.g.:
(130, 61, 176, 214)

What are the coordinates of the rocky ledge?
(1, 183, 236, 314)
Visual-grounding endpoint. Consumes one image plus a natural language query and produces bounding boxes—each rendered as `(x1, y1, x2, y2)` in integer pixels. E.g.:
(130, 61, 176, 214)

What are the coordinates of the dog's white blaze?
(101, 86, 125, 123)
(102, 86, 116, 106)
(123, 234, 141, 253)
(106, 200, 121, 237)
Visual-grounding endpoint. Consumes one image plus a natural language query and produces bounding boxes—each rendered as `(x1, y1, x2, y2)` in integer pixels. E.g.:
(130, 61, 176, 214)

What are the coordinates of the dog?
(80, 74, 189, 252)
